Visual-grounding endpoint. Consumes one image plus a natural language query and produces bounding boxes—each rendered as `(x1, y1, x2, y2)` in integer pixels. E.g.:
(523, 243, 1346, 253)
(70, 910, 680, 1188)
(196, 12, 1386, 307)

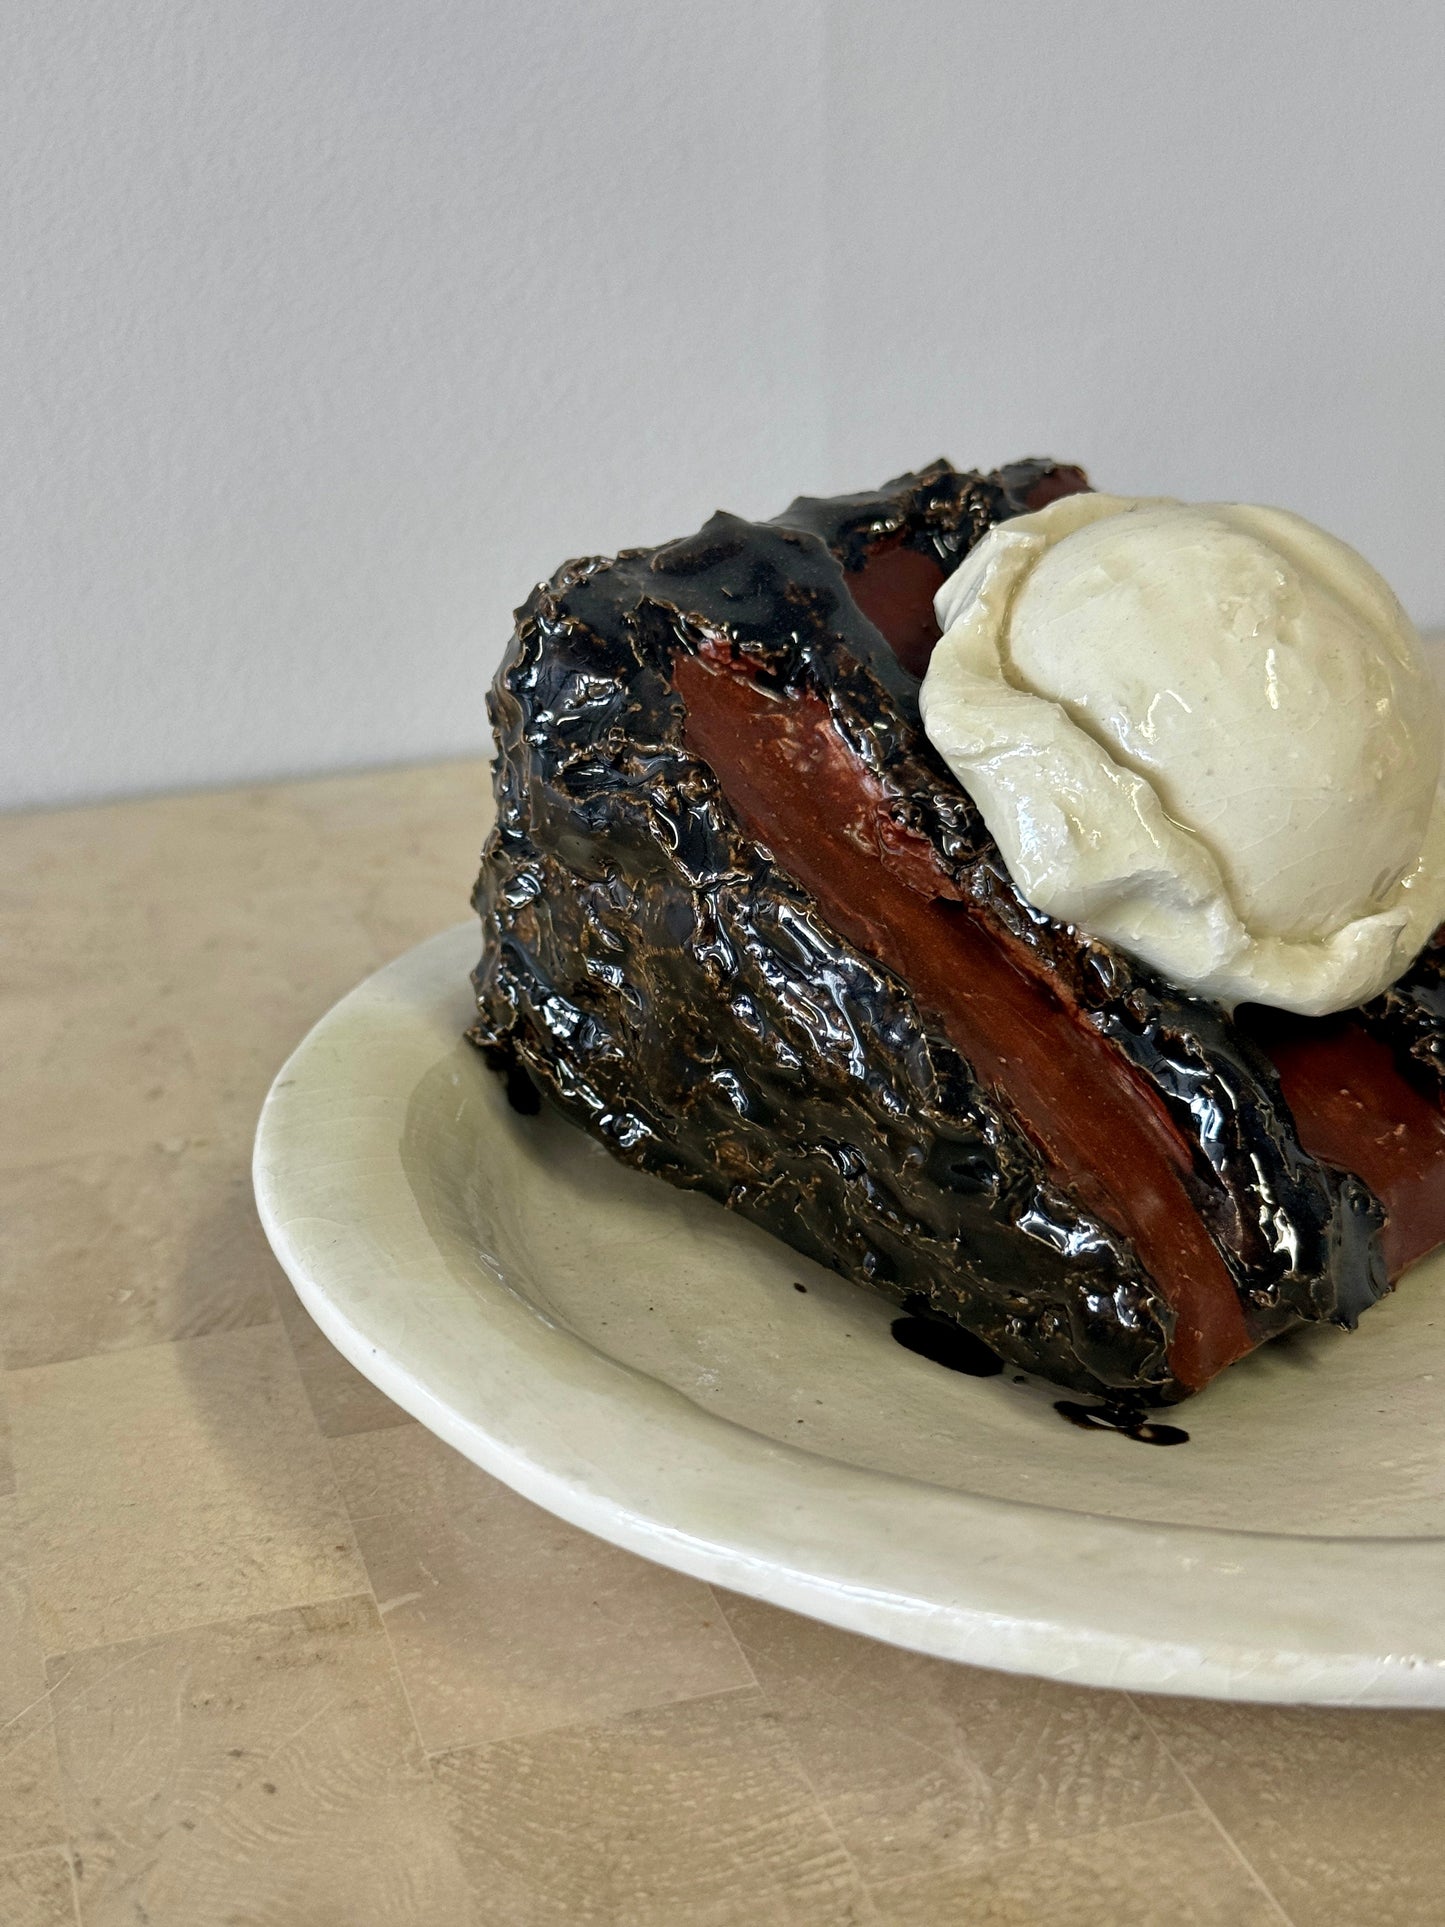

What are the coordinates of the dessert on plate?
(469, 460, 1445, 1403)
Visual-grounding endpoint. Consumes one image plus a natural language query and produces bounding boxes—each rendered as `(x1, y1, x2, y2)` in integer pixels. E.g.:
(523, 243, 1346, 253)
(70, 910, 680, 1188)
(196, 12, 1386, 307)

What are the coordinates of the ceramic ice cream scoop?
(921, 492, 1445, 1014)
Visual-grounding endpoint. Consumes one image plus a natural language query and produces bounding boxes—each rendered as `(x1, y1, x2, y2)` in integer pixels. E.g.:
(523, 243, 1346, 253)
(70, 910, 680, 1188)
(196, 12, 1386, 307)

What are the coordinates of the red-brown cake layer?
(846, 542, 948, 681)
(1238, 1012, 1445, 1279)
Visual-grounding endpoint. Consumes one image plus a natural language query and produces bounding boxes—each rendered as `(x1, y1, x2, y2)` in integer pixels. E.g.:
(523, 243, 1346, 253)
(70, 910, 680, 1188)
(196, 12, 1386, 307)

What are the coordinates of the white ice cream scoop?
(919, 491, 1445, 1015)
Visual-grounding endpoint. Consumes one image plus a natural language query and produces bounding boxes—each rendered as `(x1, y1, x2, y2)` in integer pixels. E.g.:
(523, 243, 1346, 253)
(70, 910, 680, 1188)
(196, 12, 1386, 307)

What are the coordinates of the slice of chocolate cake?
(470, 460, 1445, 1403)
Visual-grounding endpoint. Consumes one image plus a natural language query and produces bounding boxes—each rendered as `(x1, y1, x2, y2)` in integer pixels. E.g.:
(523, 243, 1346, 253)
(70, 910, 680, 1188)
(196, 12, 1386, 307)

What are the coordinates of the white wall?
(820, 2, 1445, 616)
(4, 2, 1443, 811)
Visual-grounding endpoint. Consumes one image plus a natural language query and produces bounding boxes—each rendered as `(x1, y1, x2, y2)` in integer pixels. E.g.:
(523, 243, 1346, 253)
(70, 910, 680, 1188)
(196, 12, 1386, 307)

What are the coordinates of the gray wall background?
(5, 1, 1443, 810)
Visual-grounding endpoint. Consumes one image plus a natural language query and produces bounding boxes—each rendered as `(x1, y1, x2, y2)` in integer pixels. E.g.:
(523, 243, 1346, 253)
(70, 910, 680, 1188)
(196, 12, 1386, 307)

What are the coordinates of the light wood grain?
(0, 1497, 66, 1861)
(0, 1146, 279, 1370)
(431, 1689, 877, 1927)
(719, 1591, 1198, 1886)
(333, 1424, 756, 1752)
(0, 1850, 78, 1927)
(2, 757, 1441, 1923)
(48, 1596, 471, 1927)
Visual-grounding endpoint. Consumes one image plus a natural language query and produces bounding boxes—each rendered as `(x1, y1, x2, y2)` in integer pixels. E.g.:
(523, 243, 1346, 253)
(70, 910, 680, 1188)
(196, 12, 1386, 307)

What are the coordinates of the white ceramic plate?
(254, 923, 1445, 1706)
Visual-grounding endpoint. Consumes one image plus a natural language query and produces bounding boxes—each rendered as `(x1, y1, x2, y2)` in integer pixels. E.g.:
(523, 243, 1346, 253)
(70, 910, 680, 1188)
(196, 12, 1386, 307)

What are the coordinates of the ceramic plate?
(254, 923, 1445, 1706)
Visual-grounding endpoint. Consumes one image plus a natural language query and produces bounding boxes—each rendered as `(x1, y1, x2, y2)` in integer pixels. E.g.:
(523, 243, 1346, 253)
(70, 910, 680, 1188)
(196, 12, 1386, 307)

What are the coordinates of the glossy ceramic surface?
(254, 924, 1445, 1705)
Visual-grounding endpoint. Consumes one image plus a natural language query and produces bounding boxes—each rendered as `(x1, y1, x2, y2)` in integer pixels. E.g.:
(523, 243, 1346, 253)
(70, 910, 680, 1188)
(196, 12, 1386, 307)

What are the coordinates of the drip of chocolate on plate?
(1053, 1398, 1190, 1447)
(890, 1313, 1190, 1443)
(890, 1313, 1004, 1377)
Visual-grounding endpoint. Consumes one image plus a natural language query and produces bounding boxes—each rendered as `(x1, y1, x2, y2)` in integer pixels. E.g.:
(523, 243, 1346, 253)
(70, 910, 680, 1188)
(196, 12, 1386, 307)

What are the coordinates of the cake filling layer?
(1238, 1011, 1445, 1277)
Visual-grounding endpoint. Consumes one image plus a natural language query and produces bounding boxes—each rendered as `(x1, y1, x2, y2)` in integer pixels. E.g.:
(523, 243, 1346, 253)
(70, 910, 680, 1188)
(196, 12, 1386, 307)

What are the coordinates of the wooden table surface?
(3, 759, 1444, 1927)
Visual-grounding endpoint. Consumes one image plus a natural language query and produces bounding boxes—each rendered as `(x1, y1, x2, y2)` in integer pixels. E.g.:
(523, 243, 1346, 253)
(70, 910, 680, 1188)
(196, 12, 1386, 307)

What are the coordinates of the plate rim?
(254, 924, 1445, 1707)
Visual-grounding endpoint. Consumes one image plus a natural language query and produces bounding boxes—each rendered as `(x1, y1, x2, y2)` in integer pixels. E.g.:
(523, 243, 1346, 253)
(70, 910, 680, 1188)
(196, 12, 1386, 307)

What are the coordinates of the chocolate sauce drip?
(891, 1315, 1005, 1377)
(476, 1039, 542, 1115)
(1054, 1398, 1190, 1446)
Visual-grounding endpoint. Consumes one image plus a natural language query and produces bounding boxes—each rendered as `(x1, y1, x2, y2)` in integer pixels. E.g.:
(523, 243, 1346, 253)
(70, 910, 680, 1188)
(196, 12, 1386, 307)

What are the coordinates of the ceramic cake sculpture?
(469, 460, 1445, 1404)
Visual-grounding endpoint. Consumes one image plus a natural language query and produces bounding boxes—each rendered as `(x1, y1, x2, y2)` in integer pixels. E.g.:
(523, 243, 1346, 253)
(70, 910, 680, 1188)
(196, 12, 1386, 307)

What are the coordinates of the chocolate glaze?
(471, 459, 1400, 1402)
(477, 1040, 542, 1115)
(1054, 1399, 1190, 1446)
(1359, 934, 1445, 1096)
(891, 1315, 1004, 1377)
